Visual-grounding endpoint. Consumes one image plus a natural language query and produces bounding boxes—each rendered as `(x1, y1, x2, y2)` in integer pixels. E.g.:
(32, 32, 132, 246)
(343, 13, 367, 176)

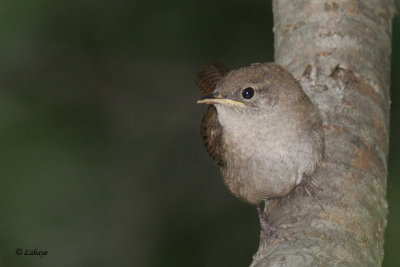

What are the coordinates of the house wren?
(196, 62, 324, 235)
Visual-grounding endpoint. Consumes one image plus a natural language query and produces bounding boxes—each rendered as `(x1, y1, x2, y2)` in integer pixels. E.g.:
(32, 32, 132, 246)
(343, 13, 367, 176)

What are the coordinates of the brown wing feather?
(201, 105, 224, 166)
(197, 62, 228, 166)
(196, 62, 230, 95)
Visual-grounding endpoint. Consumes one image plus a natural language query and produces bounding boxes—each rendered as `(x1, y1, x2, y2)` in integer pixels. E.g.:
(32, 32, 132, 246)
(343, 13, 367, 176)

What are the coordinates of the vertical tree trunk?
(251, 1, 396, 266)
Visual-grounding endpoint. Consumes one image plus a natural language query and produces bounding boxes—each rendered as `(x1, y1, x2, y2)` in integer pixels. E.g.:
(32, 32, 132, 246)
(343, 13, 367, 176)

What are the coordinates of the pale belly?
(215, 106, 319, 204)
(220, 129, 309, 204)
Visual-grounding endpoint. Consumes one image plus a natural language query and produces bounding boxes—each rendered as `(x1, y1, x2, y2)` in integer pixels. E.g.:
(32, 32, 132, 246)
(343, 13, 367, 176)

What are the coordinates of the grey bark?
(250, 1, 396, 266)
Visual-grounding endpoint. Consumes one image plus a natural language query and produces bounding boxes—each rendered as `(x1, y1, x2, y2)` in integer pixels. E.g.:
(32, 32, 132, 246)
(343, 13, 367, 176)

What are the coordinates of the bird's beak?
(197, 93, 244, 106)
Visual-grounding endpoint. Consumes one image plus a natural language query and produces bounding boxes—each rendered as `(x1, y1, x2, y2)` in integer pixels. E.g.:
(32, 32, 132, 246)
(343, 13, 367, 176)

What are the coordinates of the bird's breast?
(217, 109, 302, 202)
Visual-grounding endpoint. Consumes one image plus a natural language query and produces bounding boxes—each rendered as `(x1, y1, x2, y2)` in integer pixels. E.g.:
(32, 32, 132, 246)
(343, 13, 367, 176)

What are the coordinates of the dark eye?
(242, 87, 255, 99)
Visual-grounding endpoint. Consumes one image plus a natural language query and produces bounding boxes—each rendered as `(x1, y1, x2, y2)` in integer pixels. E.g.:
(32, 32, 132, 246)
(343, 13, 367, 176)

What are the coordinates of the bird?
(196, 62, 324, 235)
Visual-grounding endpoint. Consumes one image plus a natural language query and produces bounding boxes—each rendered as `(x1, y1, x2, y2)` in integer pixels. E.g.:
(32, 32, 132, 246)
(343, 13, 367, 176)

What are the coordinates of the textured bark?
(250, 1, 395, 266)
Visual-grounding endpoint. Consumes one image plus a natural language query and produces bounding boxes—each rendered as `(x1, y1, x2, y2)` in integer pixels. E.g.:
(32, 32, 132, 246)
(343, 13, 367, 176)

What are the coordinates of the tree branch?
(251, 1, 396, 266)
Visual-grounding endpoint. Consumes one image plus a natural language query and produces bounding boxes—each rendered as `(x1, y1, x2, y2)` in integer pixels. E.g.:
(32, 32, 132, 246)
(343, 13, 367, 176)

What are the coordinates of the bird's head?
(197, 63, 302, 119)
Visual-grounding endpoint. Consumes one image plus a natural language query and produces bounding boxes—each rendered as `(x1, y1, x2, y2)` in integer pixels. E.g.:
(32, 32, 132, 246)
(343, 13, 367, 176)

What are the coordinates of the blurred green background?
(0, 0, 398, 266)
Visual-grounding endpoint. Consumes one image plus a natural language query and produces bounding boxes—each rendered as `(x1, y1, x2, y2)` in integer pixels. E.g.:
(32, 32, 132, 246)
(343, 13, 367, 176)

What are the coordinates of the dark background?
(1, 1, 398, 266)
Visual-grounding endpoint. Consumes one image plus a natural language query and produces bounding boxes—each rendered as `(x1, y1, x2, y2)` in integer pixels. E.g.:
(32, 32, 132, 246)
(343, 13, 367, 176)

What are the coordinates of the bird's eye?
(242, 87, 255, 99)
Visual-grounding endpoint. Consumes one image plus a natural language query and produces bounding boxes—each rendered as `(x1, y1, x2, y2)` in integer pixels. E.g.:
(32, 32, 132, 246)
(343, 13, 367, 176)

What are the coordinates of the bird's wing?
(197, 62, 229, 166)
(196, 62, 230, 95)
(201, 105, 224, 166)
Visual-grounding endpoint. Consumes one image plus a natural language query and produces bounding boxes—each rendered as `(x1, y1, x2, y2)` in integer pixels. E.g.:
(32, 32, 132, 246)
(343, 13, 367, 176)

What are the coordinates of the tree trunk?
(251, 1, 396, 266)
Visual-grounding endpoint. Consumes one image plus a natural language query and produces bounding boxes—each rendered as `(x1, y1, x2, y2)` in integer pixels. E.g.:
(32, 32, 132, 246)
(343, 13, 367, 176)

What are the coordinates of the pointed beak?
(197, 93, 244, 106)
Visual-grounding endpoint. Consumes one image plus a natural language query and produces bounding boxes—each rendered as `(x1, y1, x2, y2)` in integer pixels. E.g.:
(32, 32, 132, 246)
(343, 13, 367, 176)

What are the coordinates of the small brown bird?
(196, 62, 324, 235)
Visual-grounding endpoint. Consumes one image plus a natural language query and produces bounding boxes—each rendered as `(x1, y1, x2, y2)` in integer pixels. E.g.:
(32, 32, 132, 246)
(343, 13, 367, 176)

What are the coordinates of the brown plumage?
(196, 62, 324, 235)
(200, 106, 224, 166)
(197, 62, 229, 166)
(196, 62, 230, 95)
